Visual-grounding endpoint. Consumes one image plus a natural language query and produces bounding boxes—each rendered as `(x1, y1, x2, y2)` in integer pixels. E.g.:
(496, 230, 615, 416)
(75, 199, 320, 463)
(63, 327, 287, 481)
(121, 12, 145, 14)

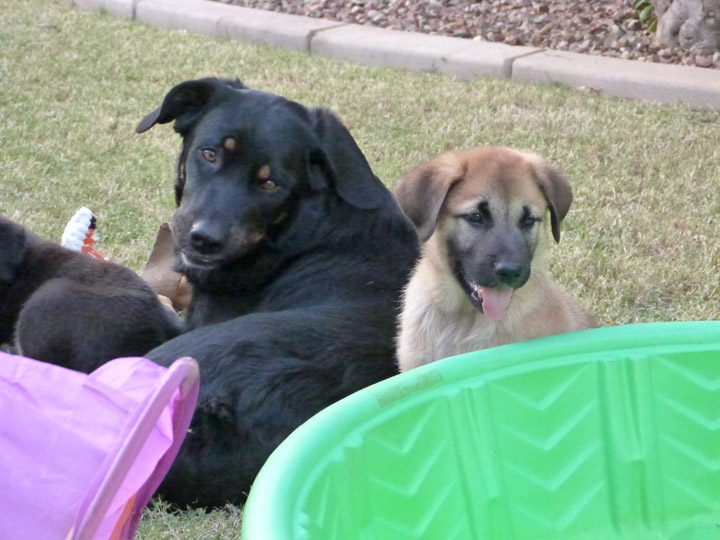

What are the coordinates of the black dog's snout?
(494, 262, 523, 288)
(190, 221, 225, 255)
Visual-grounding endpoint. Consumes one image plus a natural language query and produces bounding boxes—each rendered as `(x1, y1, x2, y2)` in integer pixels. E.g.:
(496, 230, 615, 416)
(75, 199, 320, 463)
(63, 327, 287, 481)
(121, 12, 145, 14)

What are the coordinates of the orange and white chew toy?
(61, 207, 106, 260)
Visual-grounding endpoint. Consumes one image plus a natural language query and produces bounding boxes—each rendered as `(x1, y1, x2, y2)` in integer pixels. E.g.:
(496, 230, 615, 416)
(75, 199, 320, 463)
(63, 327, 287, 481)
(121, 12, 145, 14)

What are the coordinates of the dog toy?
(141, 223, 192, 312)
(61, 209, 190, 312)
(61, 207, 106, 260)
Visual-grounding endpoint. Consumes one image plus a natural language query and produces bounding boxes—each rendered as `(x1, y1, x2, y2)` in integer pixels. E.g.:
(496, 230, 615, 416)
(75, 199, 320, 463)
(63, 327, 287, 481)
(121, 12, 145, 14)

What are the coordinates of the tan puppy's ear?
(393, 153, 465, 242)
(524, 153, 573, 243)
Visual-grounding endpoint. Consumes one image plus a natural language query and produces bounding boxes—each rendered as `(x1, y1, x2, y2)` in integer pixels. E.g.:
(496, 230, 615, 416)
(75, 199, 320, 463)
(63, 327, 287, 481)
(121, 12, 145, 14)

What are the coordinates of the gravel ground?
(218, 0, 719, 68)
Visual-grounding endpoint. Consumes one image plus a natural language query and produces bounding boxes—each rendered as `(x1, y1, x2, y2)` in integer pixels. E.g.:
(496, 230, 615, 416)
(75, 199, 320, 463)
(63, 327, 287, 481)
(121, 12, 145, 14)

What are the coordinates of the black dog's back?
(0, 216, 183, 372)
(138, 78, 419, 506)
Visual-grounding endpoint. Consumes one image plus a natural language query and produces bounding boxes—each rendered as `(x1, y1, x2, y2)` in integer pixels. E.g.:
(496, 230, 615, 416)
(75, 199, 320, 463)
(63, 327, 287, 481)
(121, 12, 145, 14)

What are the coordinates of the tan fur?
(257, 164, 271, 179)
(395, 146, 596, 372)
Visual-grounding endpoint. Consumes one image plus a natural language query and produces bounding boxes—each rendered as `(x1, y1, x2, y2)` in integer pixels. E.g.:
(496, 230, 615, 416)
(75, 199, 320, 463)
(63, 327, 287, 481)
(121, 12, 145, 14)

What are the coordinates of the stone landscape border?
(69, 0, 719, 108)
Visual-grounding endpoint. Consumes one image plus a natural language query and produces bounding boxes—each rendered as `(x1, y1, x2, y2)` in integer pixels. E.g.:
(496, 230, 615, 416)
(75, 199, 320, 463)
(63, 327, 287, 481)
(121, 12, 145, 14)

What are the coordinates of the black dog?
(0, 216, 183, 373)
(136, 78, 419, 507)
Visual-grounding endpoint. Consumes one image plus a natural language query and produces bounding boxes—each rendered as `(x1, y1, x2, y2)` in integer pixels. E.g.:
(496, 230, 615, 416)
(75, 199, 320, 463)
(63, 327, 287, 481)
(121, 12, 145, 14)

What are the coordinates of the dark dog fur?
(0, 216, 183, 373)
(136, 78, 419, 507)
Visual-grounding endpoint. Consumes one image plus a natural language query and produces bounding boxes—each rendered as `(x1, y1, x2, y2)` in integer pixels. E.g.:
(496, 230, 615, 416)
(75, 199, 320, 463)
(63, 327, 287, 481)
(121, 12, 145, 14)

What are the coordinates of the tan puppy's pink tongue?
(477, 286, 513, 321)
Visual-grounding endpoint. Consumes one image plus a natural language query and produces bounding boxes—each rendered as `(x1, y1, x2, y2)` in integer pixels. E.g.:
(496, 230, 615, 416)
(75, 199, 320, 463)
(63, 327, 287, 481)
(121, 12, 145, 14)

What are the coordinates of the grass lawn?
(1, 0, 719, 537)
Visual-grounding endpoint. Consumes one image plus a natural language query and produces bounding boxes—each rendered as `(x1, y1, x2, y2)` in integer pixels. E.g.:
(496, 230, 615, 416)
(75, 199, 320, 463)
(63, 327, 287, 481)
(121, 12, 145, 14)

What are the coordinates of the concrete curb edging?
(308, 23, 541, 79)
(133, 0, 347, 52)
(513, 49, 720, 108)
(69, 0, 719, 108)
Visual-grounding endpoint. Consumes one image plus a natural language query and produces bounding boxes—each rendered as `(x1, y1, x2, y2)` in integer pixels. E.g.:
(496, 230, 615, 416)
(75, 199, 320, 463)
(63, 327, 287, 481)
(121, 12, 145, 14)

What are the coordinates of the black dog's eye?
(256, 178, 277, 191)
(201, 148, 217, 163)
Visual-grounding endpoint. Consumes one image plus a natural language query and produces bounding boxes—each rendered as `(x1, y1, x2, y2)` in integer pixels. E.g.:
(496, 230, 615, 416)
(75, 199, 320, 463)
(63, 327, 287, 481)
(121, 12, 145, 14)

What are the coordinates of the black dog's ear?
(308, 109, 388, 210)
(393, 152, 465, 242)
(136, 78, 235, 135)
(0, 218, 27, 283)
(526, 153, 573, 243)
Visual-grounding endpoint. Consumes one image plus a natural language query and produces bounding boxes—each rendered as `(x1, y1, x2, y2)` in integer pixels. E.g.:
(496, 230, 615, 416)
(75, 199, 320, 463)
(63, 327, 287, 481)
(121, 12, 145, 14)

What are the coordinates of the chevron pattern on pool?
(300, 349, 720, 540)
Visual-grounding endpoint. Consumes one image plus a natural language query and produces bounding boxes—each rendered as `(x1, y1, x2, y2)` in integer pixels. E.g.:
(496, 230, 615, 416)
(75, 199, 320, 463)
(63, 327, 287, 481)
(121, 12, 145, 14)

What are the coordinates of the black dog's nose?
(494, 262, 523, 287)
(190, 221, 225, 255)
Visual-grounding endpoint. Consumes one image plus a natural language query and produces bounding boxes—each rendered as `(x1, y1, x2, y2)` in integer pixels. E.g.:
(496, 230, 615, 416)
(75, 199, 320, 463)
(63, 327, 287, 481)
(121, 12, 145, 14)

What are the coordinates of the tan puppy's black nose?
(494, 261, 523, 288)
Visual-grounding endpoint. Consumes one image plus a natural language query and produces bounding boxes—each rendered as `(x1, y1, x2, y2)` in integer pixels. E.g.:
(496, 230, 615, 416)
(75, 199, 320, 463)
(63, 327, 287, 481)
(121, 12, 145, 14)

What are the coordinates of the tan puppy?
(394, 146, 595, 371)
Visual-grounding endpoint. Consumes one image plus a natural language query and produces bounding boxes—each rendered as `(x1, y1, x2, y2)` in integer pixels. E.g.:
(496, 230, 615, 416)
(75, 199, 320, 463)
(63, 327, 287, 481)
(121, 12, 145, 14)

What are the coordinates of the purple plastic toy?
(0, 352, 199, 540)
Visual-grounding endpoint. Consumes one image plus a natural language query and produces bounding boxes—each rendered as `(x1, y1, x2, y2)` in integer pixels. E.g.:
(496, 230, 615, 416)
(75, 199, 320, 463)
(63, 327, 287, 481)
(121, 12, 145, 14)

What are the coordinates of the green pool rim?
(241, 321, 720, 539)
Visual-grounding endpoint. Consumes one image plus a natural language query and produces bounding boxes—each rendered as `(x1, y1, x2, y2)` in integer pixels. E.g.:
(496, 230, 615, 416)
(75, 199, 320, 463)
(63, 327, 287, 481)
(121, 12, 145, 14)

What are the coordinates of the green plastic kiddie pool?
(241, 321, 720, 540)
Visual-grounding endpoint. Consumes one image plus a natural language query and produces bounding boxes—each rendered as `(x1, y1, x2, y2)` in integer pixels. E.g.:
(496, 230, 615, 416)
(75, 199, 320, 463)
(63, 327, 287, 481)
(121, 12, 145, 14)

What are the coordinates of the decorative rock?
(655, 0, 720, 55)
(695, 52, 715, 67)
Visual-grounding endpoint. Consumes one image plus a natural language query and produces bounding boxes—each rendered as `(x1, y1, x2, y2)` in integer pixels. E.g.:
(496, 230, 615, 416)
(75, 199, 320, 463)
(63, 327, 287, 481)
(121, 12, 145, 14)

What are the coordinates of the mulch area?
(217, 0, 719, 68)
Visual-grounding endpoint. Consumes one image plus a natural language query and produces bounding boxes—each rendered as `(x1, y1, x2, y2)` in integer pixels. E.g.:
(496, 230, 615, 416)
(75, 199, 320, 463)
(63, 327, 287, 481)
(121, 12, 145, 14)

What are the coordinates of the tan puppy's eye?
(201, 148, 217, 163)
(521, 215, 541, 228)
(463, 201, 491, 226)
(520, 207, 541, 229)
(464, 212, 484, 224)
